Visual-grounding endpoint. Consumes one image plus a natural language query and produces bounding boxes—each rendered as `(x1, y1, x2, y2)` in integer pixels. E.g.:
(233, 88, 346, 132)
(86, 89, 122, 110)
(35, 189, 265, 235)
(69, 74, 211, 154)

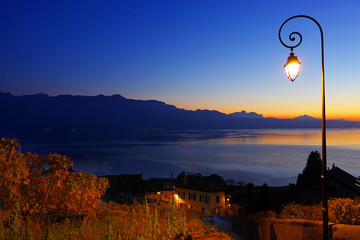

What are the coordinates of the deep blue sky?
(1, 0, 360, 120)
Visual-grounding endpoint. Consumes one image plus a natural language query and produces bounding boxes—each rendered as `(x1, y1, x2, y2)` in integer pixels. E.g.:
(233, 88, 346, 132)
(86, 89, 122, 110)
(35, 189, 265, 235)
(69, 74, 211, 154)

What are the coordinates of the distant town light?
(284, 51, 301, 81)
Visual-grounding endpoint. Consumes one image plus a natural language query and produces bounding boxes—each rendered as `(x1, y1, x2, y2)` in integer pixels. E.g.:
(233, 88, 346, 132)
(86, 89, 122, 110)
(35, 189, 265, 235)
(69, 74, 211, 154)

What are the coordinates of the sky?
(1, 0, 360, 121)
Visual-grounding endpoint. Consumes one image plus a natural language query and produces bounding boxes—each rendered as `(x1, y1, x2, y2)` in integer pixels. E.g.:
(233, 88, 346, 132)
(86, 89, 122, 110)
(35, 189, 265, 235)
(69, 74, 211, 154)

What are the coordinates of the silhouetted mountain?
(229, 111, 264, 119)
(1, 93, 359, 138)
(293, 115, 318, 120)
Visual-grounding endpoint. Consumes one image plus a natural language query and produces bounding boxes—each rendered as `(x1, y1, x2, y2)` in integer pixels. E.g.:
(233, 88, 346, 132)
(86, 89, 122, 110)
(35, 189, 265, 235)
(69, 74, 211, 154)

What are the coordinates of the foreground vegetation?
(0, 200, 233, 239)
(247, 197, 360, 225)
(0, 138, 231, 239)
(278, 198, 360, 225)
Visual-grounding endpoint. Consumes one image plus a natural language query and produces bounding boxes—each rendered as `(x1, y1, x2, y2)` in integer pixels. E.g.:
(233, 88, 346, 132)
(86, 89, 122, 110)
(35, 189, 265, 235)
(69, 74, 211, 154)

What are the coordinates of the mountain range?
(1, 92, 359, 138)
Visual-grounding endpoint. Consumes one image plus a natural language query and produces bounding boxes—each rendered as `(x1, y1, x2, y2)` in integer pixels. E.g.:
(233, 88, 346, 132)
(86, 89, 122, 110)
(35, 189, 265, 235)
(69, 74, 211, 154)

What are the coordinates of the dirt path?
(203, 216, 244, 240)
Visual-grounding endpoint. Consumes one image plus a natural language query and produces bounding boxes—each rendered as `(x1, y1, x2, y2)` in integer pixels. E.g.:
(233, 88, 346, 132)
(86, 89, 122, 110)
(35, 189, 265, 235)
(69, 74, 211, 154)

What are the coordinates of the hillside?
(1, 92, 359, 138)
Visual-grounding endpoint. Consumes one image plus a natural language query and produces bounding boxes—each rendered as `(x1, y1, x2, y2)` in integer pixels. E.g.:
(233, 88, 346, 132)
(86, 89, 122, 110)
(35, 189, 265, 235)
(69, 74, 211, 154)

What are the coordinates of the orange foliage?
(279, 198, 360, 225)
(328, 197, 360, 225)
(0, 138, 108, 217)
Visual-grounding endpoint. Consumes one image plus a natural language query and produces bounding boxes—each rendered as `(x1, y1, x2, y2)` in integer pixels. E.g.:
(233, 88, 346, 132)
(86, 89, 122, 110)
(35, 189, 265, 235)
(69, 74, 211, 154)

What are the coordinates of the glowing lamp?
(284, 51, 301, 81)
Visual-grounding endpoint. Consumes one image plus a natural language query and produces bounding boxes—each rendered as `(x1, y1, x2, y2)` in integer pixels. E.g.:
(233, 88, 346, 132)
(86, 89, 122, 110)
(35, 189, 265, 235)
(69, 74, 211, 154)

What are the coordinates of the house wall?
(328, 180, 360, 198)
(103, 192, 136, 205)
(145, 190, 175, 205)
(176, 187, 225, 215)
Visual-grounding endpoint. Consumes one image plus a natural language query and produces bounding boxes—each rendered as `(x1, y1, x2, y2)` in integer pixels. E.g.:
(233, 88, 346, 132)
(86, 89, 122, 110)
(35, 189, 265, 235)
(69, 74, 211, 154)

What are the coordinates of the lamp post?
(279, 15, 329, 240)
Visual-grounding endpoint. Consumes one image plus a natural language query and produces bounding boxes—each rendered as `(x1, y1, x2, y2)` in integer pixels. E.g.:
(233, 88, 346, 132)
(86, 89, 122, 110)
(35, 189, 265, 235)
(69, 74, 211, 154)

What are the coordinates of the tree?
(302, 151, 322, 178)
(246, 183, 254, 194)
(226, 179, 236, 186)
(237, 181, 245, 187)
(0, 138, 109, 216)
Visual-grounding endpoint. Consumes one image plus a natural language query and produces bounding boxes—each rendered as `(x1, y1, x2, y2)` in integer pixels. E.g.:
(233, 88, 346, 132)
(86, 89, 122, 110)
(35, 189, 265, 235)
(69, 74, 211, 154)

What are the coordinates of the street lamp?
(279, 15, 329, 240)
(284, 50, 301, 81)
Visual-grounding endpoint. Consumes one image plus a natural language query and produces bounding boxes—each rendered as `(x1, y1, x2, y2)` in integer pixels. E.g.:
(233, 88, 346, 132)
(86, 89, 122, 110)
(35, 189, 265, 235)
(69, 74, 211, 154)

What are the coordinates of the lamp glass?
(284, 52, 301, 81)
(285, 62, 300, 81)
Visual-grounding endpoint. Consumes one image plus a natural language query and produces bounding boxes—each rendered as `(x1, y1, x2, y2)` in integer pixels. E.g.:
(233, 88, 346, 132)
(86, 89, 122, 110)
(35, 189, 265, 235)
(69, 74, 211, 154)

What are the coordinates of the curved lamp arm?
(278, 15, 323, 52)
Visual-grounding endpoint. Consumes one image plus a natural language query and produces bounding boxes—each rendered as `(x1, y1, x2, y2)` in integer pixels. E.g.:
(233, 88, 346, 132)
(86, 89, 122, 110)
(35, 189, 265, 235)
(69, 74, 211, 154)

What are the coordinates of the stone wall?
(233, 218, 360, 240)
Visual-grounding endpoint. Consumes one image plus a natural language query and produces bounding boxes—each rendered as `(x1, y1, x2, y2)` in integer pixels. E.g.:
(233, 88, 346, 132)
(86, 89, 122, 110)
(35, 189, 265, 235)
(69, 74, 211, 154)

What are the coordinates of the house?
(229, 183, 296, 215)
(100, 172, 228, 215)
(175, 172, 227, 216)
(102, 174, 144, 204)
(296, 164, 360, 204)
(144, 177, 176, 205)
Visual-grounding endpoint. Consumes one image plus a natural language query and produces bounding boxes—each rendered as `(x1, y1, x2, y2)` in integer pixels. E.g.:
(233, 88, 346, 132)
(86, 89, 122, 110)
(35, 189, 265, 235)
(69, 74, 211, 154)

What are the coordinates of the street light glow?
(284, 52, 301, 81)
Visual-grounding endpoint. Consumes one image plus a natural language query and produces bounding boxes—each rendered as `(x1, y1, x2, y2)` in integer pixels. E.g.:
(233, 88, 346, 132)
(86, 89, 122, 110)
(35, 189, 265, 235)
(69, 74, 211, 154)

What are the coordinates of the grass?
(0, 200, 233, 240)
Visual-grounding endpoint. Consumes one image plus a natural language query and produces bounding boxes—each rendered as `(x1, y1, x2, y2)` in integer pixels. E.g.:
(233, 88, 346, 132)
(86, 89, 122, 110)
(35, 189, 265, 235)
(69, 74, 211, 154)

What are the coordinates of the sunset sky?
(1, 0, 360, 121)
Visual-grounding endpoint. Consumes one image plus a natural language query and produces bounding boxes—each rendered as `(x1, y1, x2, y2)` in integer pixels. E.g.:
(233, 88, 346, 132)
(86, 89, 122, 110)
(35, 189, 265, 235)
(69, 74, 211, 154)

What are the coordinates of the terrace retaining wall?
(233, 218, 360, 240)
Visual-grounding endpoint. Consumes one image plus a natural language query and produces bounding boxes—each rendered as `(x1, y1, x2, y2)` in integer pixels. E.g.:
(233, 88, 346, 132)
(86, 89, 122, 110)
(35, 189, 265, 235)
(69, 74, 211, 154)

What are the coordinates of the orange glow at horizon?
(164, 97, 360, 122)
(173, 103, 360, 122)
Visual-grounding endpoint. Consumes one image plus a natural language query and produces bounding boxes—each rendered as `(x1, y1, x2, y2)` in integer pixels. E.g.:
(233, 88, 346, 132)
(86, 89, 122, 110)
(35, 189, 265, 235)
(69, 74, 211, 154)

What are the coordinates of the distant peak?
(0, 92, 12, 96)
(293, 115, 318, 120)
(111, 94, 126, 99)
(24, 93, 49, 98)
(228, 111, 264, 119)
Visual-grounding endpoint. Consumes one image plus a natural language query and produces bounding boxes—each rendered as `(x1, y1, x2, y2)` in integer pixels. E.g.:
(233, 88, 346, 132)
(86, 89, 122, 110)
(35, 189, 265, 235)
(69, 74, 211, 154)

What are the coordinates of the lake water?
(20, 129, 360, 186)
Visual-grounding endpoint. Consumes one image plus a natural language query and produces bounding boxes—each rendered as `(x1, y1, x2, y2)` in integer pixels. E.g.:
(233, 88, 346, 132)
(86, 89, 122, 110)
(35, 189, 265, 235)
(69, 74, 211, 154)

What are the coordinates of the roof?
(175, 171, 226, 192)
(296, 165, 360, 193)
(104, 174, 144, 195)
(144, 178, 175, 192)
(329, 166, 360, 193)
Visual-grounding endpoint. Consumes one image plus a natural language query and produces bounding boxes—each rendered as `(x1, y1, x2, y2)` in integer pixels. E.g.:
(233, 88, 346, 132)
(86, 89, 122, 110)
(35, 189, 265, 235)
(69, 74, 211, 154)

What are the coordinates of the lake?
(19, 128, 360, 186)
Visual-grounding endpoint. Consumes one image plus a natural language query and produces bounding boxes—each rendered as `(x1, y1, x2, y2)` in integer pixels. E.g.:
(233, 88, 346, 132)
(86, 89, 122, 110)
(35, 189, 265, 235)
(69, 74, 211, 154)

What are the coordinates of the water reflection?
(21, 129, 360, 186)
(183, 129, 360, 148)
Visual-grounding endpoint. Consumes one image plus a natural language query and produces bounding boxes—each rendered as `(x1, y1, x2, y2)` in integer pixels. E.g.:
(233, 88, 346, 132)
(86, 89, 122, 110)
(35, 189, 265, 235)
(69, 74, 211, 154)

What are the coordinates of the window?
(178, 191, 185, 199)
(189, 193, 196, 201)
(200, 195, 209, 203)
(216, 195, 220, 203)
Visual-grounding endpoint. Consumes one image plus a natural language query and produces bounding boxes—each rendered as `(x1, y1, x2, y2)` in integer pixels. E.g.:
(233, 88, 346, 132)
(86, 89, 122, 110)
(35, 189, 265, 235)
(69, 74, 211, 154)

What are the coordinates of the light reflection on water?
(22, 129, 360, 186)
(177, 129, 360, 147)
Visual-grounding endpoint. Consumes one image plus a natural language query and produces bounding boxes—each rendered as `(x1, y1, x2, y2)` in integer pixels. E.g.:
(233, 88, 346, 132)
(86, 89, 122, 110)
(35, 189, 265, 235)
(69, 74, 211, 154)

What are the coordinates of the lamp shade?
(284, 52, 301, 81)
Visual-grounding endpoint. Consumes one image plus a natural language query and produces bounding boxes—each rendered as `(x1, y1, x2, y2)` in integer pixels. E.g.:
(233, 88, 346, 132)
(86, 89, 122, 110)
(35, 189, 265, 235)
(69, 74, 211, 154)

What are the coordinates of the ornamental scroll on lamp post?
(278, 15, 329, 240)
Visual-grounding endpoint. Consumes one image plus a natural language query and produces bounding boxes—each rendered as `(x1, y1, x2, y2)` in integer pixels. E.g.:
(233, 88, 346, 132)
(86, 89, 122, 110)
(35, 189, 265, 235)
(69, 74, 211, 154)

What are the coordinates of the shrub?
(279, 198, 360, 225)
(266, 210, 277, 218)
(328, 197, 360, 225)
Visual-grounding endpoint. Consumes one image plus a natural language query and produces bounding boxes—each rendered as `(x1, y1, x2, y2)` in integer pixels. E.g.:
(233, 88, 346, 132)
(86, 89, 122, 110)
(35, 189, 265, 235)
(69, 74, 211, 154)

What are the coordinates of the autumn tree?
(0, 138, 108, 217)
(0, 138, 29, 210)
